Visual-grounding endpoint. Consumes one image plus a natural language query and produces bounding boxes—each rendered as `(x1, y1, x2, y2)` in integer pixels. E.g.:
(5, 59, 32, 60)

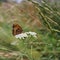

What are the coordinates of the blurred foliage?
(0, 0, 60, 60)
(29, 0, 60, 33)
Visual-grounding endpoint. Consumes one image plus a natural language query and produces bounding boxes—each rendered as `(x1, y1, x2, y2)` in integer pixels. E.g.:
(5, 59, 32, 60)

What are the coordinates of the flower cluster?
(15, 31, 37, 39)
(26, 31, 37, 38)
(11, 31, 37, 45)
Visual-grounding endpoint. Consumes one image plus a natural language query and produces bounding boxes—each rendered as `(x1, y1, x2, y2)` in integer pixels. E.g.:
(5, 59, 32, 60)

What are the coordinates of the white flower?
(29, 31, 37, 35)
(26, 31, 37, 38)
(15, 31, 37, 39)
(15, 33, 28, 39)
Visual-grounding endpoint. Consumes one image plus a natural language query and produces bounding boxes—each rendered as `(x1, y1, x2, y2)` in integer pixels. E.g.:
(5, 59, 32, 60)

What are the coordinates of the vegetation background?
(0, 0, 60, 60)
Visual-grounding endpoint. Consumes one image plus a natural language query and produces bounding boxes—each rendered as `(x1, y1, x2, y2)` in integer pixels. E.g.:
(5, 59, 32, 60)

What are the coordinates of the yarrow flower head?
(15, 31, 37, 39)
(26, 31, 37, 38)
(11, 31, 37, 46)
(15, 33, 28, 39)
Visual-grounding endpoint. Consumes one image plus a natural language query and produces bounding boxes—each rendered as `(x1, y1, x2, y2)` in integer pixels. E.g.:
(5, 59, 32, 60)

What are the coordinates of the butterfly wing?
(12, 24, 23, 36)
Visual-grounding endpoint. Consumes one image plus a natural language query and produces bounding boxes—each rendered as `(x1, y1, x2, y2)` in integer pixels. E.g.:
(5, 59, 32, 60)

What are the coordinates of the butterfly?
(12, 24, 23, 36)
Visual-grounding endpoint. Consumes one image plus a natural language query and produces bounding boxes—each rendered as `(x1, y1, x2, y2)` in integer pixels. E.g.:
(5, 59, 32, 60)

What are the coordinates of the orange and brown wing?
(12, 24, 23, 36)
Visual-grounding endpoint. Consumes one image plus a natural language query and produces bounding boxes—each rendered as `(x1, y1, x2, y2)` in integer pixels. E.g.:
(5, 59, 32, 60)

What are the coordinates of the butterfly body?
(12, 24, 23, 36)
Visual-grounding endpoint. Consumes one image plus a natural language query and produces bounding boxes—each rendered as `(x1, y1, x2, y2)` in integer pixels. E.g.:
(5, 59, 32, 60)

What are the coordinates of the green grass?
(0, 22, 60, 60)
(0, 0, 60, 60)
